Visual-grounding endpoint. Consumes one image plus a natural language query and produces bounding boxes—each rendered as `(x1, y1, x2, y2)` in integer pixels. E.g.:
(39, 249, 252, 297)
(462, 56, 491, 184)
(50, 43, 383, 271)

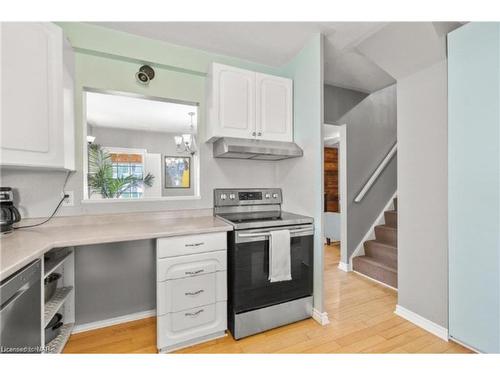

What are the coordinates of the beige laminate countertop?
(0, 212, 232, 281)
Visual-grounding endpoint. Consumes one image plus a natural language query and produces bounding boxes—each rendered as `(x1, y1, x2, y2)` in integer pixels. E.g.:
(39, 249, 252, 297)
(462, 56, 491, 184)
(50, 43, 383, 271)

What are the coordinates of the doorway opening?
(323, 123, 347, 271)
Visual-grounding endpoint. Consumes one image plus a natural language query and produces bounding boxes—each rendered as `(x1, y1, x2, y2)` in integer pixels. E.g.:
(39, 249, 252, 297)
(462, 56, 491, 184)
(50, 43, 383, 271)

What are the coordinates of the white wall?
(397, 60, 448, 328)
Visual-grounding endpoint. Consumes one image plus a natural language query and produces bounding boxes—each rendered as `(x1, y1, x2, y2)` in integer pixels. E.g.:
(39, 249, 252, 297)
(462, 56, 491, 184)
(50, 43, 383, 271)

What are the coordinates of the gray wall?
(74, 240, 156, 325)
(89, 125, 195, 197)
(397, 60, 448, 328)
(324, 84, 368, 124)
(324, 212, 340, 240)
(328, 84, 397, 264)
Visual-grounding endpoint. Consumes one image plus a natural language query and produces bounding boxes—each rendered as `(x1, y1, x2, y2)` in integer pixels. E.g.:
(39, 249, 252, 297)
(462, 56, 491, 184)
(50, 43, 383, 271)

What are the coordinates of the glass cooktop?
(216, 211, 313, 230)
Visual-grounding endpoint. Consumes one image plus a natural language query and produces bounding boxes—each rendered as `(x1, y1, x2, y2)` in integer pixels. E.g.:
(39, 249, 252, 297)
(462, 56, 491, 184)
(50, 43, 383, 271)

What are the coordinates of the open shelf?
(44, 286, 73, 325)
(45, 323, 74, 354)
(44, 248, 72, 278)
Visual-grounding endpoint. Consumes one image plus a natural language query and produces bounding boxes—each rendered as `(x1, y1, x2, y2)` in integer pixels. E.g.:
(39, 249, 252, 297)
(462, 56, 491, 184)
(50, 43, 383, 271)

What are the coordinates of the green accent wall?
(280, 34, 325, 312)
(57, 22, 284, 77)
(448, 22, 500, 353)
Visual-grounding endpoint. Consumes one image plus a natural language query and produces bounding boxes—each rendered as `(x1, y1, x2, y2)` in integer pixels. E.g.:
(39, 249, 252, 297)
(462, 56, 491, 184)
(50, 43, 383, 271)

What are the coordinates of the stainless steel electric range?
(214, 188, 314, 339)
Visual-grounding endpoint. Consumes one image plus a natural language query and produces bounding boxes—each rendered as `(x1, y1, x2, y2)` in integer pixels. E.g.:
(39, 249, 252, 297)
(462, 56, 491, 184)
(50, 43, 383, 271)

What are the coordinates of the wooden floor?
(64, 245, 471, 354)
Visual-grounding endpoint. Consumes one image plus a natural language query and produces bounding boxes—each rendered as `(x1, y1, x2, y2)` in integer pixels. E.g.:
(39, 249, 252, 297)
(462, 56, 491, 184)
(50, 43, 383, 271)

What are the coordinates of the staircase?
(352, 197, 398, 288)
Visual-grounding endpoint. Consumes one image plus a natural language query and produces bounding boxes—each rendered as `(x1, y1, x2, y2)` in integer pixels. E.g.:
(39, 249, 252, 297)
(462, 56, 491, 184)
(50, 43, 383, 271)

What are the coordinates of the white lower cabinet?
(157, 302, 226, 350)
(157, 271, 227, 315)
(157, 250, 226, 281)
(156, 233, 227, 353)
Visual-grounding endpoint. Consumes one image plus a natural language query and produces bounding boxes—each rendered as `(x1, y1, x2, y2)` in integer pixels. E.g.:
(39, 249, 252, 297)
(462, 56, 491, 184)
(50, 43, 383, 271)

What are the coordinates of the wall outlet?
(63, 191, 74, 207)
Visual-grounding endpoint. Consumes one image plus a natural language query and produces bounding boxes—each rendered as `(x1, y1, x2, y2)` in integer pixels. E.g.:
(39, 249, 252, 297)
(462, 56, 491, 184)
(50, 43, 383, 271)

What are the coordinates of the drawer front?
(157, 301, 227, 350)
(157, 232, 226, 258)
(157, 271, 227, 314)
(157, 270, 226, 315)
(157, 250, 226, 282)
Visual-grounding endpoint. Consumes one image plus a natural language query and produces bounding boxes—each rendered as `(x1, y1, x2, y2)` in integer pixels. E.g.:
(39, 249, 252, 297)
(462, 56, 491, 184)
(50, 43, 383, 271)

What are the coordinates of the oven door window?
(229, 234, 313, 313)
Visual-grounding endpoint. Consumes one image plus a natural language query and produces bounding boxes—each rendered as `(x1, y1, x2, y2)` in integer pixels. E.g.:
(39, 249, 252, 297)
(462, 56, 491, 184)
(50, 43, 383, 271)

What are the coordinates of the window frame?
(82, 88, 201, 203)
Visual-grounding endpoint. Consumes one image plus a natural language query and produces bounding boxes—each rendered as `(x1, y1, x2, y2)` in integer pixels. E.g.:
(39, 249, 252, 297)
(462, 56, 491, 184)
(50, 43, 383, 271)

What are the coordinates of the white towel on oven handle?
(268, 229, 292, 282)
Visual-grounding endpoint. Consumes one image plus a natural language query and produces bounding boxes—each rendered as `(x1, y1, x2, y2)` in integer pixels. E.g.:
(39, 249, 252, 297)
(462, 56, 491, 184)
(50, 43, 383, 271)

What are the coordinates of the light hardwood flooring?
(64, 245, 471, 354)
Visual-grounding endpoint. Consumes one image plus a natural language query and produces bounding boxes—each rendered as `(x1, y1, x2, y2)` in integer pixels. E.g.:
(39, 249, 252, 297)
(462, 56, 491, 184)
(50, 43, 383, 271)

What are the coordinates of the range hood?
(213, 137, 303, 161)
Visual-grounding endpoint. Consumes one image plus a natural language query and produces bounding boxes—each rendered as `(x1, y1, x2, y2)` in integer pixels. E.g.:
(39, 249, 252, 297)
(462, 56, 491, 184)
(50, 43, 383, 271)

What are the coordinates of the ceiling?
(356, 22, 461, 80)
(86, 91, 198, 133)
(92, 22, 462, 93)
(92, 22, 395, 93)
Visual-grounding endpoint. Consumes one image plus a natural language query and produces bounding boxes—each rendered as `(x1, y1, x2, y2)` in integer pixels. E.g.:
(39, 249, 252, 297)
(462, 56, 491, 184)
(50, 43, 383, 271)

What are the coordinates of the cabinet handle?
(185, 309, 204, 317)
(252, 131, 256, 136)
(185, 289, 204, 296)
(185, 269, 204, 275)
(185, 242, 204, 247)
(257, 132, 262, 136)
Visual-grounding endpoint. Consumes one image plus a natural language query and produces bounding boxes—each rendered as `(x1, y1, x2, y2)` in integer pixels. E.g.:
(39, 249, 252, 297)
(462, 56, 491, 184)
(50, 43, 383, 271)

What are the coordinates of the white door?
(212, 63, 255, 140)
(0, 23, 65, 168)
(256, 73, 293, 142)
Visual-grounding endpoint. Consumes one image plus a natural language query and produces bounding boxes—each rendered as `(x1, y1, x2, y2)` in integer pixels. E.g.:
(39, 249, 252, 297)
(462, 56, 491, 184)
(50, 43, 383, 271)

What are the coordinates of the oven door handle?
(238, 227, 313, 238)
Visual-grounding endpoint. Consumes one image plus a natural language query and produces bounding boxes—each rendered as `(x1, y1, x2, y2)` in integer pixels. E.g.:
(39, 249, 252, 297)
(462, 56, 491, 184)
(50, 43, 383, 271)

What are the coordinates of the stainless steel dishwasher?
(0, 259, 41, 353)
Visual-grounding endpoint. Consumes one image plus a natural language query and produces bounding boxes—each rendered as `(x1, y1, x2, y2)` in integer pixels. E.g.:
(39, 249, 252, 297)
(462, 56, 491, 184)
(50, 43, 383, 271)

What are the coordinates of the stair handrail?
(354, 142, 397, 203)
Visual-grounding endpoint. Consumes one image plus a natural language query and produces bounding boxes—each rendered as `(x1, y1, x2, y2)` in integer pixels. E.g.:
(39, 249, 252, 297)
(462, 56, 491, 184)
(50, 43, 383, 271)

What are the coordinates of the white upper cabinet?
(206, 63, 293, 142)
(208, 63, 255, 140)
(256, 73, 293, 142)
(0, 22, 75, 170)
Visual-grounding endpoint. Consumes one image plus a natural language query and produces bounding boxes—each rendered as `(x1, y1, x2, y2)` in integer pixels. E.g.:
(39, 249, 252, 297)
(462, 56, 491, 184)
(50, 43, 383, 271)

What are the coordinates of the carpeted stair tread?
(374, 225, 397, 247)
(384, 210, 397, 228)
(352, 256, 398, 288)
(364, 240, 397, 269)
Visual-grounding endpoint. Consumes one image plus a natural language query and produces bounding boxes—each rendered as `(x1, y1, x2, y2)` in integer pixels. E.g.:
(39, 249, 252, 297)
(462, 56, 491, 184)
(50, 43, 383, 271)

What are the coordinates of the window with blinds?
(109, 152, 145, 199)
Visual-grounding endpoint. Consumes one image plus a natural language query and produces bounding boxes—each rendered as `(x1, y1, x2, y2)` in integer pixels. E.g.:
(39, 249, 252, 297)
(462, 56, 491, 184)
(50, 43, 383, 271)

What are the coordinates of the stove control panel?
(214, 188, 282, 206)
(238, 191, 262, 201)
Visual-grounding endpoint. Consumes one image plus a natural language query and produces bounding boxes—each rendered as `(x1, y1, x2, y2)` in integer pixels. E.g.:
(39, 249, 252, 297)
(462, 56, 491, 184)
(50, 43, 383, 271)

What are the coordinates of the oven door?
(228, 224, 314, 314)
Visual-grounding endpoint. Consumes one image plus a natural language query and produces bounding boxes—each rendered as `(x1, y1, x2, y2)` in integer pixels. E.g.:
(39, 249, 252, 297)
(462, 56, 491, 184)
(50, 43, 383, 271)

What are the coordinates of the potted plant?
(87, 143, 154, 199)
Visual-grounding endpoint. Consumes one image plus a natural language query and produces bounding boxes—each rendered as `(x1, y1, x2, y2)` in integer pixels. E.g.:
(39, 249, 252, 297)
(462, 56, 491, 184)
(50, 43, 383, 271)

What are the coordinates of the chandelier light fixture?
(175, 112, 197, 155)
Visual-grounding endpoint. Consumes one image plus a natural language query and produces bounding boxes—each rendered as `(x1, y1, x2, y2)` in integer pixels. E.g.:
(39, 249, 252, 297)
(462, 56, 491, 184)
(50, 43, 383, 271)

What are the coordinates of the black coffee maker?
(1, 187, 21, 234)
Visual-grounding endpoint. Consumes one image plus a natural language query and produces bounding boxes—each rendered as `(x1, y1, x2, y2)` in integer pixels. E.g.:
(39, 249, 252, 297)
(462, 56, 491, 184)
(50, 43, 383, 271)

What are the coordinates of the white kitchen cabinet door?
(208, 63, 256, 140)
(157, 301, 226, 352)
(256, 73, 293, 142)
(0, 22, 74, 170)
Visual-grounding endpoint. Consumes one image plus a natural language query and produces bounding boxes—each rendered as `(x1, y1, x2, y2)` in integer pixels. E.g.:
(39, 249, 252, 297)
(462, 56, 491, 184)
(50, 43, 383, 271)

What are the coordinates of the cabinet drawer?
(157, 250, 226, 282)
(157, 301, 227, 351)
(157, 271, 227, 314)
(157, 232, 226, 258)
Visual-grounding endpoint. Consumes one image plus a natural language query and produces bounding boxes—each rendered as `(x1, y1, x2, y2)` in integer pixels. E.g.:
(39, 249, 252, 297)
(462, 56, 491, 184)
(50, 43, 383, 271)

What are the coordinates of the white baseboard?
(337, 261, 349, 272)
(73, 309, 156, 334)
(394, 305, 448, 341)
(449, 336, 481, 353)
(312, 309, 330, 326)
(349, 191, 397, 266)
